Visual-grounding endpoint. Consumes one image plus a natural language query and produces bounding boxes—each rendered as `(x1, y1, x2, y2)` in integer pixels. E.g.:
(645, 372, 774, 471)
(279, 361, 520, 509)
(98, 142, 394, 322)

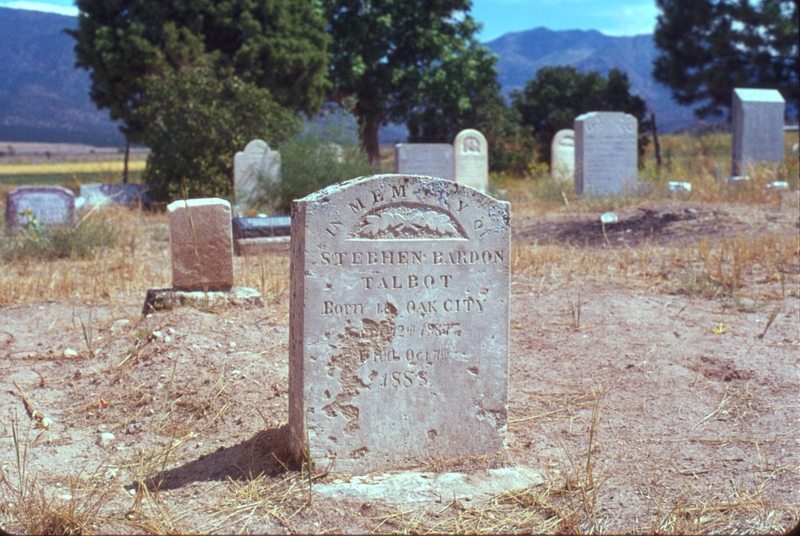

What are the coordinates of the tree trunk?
(651, 111, 662, 169)
(123, 139, 130, 183)
(361, 118, 381, 164)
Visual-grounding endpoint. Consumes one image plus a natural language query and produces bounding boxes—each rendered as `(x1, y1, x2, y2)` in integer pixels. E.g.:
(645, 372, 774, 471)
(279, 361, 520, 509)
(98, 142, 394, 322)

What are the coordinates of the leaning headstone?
(168, 198, 234, 291)
(394, 144, 454, 181)
(5, 185, 75, 229)
(234, 140, 281, 213)
(551, 129, 575, 180)
(289, 174, 510, 474)
(731, 88, 786, 175)
(574, 112, 638, 196)
(453, 129, 489, 191)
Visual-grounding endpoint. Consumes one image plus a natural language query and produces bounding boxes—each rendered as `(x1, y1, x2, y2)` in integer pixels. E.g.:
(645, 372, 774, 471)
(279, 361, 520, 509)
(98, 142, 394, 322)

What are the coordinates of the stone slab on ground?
(314, 467, 542, 504)
(234, 236, 290, 256)
(394, 143, 454, 181)
(168, 198, 234, 291)
(232, 216, 291, 239)
(5, 185, 76, 228)
(289, 174, 511, 475)
(142, 286, 263, 314)
(79, 183, 151, 208)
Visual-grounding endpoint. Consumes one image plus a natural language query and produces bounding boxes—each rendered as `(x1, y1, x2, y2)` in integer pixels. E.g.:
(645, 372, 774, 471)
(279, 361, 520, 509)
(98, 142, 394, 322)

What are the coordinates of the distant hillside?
(484, 27, 699, 133)
(0, 7, 125, 146)
(0, 8, 700, 147)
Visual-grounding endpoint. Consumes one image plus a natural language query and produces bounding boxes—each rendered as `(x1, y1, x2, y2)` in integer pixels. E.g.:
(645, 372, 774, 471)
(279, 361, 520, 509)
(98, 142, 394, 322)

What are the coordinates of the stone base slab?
(235, 236, 290, 256)
(313, 467, 542, 504)
(142, 286, 263, 314)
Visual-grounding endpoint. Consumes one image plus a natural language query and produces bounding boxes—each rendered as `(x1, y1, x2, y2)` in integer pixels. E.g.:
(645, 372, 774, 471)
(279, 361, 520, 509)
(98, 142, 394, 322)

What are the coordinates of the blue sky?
(0, 0, 660, 41)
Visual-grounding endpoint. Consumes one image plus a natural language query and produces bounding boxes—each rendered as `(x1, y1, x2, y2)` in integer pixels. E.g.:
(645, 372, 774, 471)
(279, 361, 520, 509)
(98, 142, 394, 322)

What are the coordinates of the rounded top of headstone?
(297, 173, 502, 205)
(454, 129, 487, 155)
(553, 129, 575, 146)
(243, 139, 270, 153)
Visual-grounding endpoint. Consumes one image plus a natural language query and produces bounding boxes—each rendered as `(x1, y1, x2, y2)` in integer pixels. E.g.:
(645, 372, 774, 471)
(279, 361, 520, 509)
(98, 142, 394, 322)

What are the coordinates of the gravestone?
(574, 112, 638, 196)
(168, 198, 234, 291)
(732, 88, 786, 175)
(394, 144, 454, 181)
(234, 140, 281, 212)
(453, 129, 489, 191)
(5, 185, 75, 229)
(289, 174, 510, 474)
(551, 129, 575, 180)
(232, 216, 291, 239)
(79, 183, 150, 208)
(232, 216, 291, 256)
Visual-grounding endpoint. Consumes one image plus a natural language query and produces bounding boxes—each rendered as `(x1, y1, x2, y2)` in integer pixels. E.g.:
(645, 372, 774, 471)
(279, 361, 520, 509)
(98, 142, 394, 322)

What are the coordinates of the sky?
(0, 0, 660, 41)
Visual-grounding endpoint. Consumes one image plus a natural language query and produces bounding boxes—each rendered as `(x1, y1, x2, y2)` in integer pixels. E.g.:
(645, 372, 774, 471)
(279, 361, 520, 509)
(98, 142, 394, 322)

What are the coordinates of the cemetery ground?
(0, 135, 798, 533)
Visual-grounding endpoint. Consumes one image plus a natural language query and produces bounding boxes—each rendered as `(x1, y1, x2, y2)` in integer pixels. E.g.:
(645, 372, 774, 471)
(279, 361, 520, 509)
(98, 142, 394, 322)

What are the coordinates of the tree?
(324, 0, 484, 162)
(403, 41, 534, 173)
(67, 0, 330, 140)
(653, 0, 799, 119)
(138, 60, 300, 201)
(512, 66, 650, 166)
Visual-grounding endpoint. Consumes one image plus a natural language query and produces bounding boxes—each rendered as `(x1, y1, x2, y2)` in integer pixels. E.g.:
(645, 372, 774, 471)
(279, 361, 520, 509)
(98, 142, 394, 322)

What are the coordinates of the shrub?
(256, 114, 377, 214)
(1, 209, 118, 262)
(139, 63, 300, 202)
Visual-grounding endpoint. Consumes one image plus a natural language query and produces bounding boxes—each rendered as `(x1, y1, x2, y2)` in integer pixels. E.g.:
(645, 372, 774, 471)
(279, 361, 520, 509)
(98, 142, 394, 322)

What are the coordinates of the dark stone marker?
(232, 216, 292, 239)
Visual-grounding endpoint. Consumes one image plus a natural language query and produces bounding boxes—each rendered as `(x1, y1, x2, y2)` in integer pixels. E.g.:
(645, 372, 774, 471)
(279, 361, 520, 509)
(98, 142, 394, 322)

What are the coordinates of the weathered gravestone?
(394, 144, 454, 181)
(453, 129, 489, 191)
(551, 129, 575, 180)
(574, 112, 638, 196)
(732, 88, 786, 176)
(5, 185, 75, 229)
(234, 140, 281, 212)
(168, 198, 234, 291)
(289, 174, 510, 474)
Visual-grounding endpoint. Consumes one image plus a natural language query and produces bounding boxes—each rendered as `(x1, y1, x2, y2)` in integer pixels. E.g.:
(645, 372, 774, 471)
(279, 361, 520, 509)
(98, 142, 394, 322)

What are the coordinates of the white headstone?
(453, 129, 489, 191)
(5, 185, 75, 229)
(574, 112, 638, 196)
(394, 144, 454, 181)
(234, 140, 281, 212)
(551, 129, 575, 180)
(289, 174, 510, 474)
(732, 88, 786, 175)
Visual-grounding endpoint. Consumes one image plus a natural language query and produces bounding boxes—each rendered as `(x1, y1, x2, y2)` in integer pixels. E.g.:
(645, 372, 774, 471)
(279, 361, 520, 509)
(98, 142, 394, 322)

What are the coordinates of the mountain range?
(0, 7, 699, 148)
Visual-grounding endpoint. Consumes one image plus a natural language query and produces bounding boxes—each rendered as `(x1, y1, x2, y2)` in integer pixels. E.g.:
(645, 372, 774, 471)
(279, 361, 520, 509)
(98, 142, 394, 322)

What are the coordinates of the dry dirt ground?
(0, 196, 798, 534)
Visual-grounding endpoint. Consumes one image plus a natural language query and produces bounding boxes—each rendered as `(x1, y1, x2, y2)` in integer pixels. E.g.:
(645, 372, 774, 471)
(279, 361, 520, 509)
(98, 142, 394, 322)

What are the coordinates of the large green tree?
(512, 66, 649, 166)
(324, 0, 484, 162)
(138, 59, 300, 201)
(67, 0, 330, 139)
(653, 0, 798, 118)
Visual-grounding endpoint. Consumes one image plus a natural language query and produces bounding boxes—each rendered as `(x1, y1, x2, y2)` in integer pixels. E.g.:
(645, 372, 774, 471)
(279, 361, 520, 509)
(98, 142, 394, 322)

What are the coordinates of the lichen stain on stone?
(323, 301, 398, 435)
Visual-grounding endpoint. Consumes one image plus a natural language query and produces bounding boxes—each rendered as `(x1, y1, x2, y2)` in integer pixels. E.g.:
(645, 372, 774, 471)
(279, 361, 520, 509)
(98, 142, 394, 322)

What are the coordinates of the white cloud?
(0, 1, 78, 16)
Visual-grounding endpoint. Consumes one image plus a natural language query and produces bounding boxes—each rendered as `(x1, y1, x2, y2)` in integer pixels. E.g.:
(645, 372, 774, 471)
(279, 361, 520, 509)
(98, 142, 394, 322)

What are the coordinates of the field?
(0, 133, 798, 534)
